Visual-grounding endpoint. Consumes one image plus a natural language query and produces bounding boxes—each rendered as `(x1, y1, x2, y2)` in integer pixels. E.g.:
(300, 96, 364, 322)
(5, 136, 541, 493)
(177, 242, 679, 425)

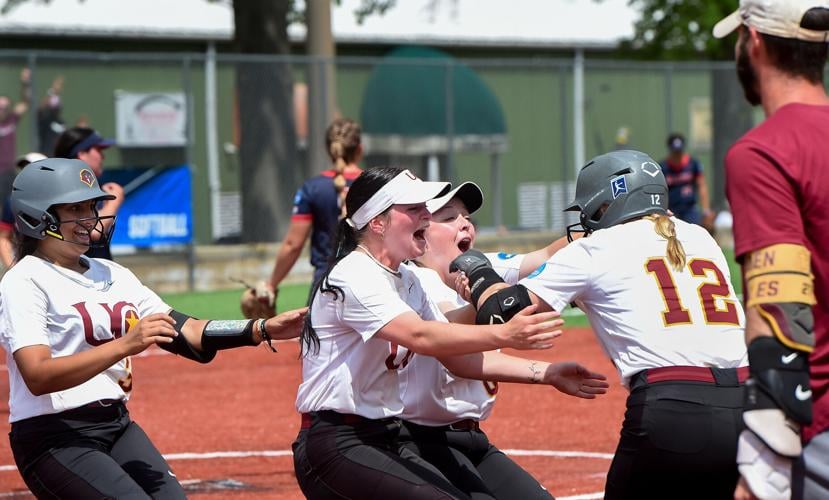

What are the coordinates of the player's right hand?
(120, 313, 177, 356)
(498, 305, 562, 350)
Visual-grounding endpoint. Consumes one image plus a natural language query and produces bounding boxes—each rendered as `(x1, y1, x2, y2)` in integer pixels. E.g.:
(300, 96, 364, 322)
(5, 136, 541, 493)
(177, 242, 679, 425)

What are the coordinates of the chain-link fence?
(0, 49, 758, 246)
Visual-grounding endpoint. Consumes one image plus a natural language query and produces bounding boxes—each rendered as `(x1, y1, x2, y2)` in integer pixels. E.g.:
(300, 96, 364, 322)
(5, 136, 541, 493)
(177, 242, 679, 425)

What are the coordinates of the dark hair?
(53, 127, 95, 158)
(299, 166, 402, 356)
(12, 229, 40, 264)
(761, 8, 829, 84)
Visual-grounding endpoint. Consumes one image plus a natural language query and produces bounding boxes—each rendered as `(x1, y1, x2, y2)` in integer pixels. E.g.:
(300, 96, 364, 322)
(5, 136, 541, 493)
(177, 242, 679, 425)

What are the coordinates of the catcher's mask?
(11, 157, 116, 248)
(565, 149, 668, 242)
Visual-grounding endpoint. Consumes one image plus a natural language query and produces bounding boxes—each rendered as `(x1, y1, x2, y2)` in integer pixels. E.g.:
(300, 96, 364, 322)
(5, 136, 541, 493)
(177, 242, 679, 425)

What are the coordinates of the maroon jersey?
(725, 103, 829, 442)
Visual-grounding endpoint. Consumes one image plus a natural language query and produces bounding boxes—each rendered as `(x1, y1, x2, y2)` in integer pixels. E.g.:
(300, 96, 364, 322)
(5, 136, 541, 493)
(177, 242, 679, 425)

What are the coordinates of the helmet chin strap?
(44, 214, 115, 249)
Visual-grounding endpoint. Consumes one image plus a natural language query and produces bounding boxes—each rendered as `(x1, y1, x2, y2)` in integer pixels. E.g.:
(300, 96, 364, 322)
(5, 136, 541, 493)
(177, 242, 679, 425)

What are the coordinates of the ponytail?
(329, 141, 348, 218)
(326, 118, 362, 219)
(300, 217, 363, 356)
(646, 214, 686, 272)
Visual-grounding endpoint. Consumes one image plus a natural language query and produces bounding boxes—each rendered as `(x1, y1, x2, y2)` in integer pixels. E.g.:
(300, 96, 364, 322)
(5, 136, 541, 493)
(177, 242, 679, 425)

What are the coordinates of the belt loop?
(710, 367, 742, 387)
(629, 370, 648, 391)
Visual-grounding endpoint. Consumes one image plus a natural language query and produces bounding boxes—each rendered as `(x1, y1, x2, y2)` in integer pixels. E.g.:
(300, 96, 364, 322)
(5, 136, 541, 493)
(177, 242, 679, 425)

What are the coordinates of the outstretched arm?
(440, 351, 608, 399)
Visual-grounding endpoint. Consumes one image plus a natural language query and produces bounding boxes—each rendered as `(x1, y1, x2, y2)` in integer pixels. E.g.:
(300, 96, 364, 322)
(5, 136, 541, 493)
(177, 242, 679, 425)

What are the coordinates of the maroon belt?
(644, 366, 749, 384)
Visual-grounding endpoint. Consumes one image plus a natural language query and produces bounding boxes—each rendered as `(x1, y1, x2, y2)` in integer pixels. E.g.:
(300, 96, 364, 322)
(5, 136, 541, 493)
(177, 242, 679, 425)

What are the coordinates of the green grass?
(160, 246, 742, 329)
(160, 283, 312, 319)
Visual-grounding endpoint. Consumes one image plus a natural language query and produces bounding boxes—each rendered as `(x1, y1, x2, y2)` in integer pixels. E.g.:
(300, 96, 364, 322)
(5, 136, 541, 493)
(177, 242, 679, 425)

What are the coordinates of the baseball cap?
(667, 134, 686, 152)
(426, 181, 484, 215)
(713, 0, 829, 42)
(347, 169, 450, 230)
(68, 131, 115, 158)
(15, 152, 47, 168)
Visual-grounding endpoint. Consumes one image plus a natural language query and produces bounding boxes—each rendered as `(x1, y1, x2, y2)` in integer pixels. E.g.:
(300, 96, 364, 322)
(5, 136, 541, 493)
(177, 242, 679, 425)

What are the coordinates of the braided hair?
(325, 118, 362, 217)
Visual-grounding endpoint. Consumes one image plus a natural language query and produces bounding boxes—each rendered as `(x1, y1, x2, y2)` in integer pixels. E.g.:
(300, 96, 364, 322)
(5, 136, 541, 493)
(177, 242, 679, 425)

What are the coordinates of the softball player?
(397, 182, 607, 500)
(454, 150, 749, 499)
(1, 158, 306, 498)
(293, 167, 562, 500)
(255, 118, 363, 313)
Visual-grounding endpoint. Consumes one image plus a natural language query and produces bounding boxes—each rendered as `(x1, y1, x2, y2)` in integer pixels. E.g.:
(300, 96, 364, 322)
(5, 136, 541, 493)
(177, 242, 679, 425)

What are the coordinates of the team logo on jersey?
(497, 252, 516, 260)
(611, 176, 628, 199)
(527, 262, 546, 279)
(123, 309, 140, 333)
(641, 161, 661, 178)
(79, 168, 96, 188)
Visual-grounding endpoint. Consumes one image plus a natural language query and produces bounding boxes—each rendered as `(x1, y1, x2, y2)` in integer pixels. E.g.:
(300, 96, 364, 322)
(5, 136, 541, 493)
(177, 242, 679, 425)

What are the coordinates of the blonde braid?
(326, 118, 362, 217)
(646, 214, 686, 271)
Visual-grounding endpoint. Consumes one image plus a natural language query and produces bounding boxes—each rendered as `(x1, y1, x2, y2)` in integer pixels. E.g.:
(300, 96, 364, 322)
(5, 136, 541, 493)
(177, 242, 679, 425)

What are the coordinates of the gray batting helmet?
(11, 158, 115, 241)
(565, 150, 668, 240)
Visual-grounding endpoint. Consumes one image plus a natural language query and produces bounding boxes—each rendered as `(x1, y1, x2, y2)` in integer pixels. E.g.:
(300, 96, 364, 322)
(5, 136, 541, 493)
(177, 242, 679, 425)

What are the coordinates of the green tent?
(360, 46, 509, 225)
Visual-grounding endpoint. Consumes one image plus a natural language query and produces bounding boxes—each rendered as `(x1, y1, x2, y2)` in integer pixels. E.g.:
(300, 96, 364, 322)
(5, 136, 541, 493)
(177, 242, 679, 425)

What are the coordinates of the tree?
(616, 0, 754, 210)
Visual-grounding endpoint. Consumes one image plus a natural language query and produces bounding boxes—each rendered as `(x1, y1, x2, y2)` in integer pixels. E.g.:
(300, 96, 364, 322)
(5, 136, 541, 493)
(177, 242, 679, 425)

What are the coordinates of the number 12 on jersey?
(645, 258, 740, 326)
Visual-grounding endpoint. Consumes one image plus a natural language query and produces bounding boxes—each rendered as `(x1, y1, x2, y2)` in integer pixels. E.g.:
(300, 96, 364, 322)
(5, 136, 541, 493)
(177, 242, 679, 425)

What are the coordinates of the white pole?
(573, 48, 585, 177)
(205, 42, 221, 240)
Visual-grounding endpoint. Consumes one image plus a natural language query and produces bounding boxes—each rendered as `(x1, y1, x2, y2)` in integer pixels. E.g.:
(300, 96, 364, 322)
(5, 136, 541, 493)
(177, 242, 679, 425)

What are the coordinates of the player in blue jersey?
(659, 133, 713, 230)
(246, 119, 363, 317)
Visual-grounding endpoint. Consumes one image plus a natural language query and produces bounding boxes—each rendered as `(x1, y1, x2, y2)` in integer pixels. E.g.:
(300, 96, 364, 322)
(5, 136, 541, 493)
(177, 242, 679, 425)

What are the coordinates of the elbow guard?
(475, 285, 533, 325)
(159, 310, 216, 364)
(745, 243, 816, 352)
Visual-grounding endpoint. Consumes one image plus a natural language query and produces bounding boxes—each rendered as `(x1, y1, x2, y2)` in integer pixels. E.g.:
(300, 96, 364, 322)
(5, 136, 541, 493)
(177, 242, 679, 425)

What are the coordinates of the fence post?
(182, 55, 196, 292)
(573, 49, 585, 177)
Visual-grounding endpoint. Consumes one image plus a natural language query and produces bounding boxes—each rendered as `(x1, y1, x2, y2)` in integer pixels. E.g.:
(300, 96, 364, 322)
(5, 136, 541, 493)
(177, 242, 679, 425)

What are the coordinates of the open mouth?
(457, 237, 472, 252)
(414, 228, 426, 241)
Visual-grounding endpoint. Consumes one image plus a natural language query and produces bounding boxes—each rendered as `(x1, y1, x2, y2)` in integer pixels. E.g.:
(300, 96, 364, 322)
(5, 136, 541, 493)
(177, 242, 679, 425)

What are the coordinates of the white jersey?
(399, 263, 497, 426)
(295, 252, 444, 419)
(486, 251, 524, 286)
(0, 255, 170, 423)
(520, 218, 747, 387)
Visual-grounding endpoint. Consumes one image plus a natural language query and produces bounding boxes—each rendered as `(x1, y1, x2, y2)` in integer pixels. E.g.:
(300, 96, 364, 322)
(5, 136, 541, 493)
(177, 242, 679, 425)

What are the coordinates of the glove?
(240, 281, 277, 320)
(449, 249, 491, 276)
(737, 429, 793, 500)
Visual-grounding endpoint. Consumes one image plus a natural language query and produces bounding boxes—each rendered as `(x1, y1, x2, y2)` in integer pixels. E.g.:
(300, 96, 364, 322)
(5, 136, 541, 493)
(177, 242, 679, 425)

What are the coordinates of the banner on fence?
(104, 165, 193, 247)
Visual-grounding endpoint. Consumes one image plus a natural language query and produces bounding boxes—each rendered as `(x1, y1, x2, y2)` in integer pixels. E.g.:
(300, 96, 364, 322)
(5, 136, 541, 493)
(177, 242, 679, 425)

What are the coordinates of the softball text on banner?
(106, 165, 193, 247)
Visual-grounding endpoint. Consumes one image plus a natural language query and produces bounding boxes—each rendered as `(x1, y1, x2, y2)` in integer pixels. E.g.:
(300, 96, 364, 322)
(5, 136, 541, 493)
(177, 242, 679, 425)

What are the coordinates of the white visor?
(348, 169, 450, 229)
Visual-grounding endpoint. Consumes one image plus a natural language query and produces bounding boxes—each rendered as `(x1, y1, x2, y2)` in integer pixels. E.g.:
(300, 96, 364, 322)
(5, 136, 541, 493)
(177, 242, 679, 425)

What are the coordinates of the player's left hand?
(544, 362, 609, 399)
(262, 306, 308, 341)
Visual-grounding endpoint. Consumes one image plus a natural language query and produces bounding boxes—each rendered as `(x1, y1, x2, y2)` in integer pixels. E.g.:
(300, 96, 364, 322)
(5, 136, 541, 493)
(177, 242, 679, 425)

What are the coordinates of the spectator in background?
(0, 152, 46, 269)
(53, 127, 123, 260)
(0, 68, 32, 208)
(37, 75, 65, 155)
(659, 133, 714, 231)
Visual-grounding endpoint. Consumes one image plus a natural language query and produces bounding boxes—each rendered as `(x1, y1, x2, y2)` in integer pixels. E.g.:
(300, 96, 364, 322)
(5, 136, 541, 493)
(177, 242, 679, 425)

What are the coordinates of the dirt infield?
(0, 327, 626, 499)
